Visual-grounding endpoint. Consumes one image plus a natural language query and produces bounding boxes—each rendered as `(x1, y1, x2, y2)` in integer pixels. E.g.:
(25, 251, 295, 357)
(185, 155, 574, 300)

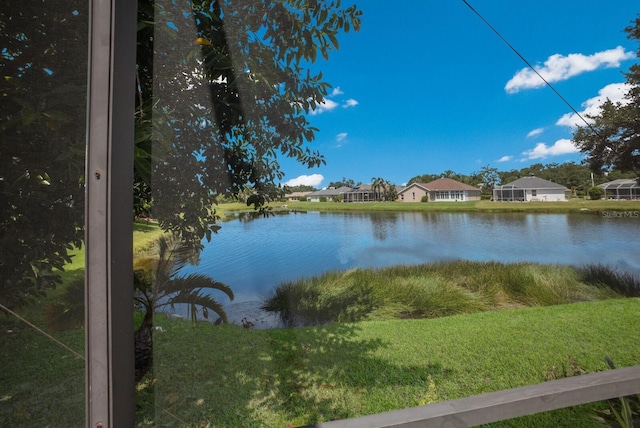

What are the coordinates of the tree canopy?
(0, 0, 361, 308)
(572, 15, 640, 181)
(136, 0, 362, 246)
(0, 1, 88, 308)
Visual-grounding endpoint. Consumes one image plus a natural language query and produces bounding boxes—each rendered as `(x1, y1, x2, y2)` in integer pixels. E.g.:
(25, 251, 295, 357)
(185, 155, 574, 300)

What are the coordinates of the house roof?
(346, 184, 374, 193)
(307, 186, 352, 196)
(285, 191, 312, 197)
(599, 178, 640, 190)
(419, 178, 480, 192)
(496, 176, 565, 190)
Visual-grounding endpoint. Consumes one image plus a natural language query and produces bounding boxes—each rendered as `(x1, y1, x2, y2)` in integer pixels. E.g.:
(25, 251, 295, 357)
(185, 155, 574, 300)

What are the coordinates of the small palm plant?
(133, 233, 234, 382)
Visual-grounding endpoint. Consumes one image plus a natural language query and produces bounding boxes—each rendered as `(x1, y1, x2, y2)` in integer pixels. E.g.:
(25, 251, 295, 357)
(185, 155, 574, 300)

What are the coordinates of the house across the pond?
(493, 176, 568, 202)
(306, 186, 352, 202)
(398, 178, 481, 202)
(284, 191, 312, 201)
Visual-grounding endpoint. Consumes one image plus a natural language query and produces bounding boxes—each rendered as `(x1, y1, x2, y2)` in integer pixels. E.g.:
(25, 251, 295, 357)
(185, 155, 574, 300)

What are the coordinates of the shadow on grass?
(142, 320, 447, 427)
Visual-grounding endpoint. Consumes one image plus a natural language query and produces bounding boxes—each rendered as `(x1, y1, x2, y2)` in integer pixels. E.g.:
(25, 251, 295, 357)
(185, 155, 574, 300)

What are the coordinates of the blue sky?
(280, 1, 638, 188)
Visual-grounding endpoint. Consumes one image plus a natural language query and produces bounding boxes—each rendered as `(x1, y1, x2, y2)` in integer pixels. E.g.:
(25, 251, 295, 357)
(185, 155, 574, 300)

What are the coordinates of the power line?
(461, 0, 595, 131)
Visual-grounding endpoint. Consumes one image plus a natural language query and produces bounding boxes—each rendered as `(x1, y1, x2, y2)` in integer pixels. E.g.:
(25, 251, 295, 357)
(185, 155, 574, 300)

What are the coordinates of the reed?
(262, 261, 623, 326)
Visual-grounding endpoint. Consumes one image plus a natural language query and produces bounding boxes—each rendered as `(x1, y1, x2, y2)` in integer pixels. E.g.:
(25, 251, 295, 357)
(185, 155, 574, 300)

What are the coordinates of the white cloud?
(496, 155, 513, 162)
(522, 139, 579, 160)
(505, 46, 633, 93)
(342, 99, 359, 108)
(284, 174, 324, 187)
(336, 132, 348, 142)
(331, 87, 344, 96)
(556, 82, 631, 128)
(527, 128, 544, 138)
(310, 98, 339, 115)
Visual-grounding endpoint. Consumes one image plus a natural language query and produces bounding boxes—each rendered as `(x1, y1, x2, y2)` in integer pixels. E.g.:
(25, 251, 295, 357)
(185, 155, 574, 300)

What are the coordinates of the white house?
(306, 186, 352, 202)
(493, 176, 568, 202)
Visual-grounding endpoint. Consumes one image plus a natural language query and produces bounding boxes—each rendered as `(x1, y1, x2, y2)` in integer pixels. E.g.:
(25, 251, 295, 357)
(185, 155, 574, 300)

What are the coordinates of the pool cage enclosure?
(493, 185, 526, 202)
(600, 179, 640, 200)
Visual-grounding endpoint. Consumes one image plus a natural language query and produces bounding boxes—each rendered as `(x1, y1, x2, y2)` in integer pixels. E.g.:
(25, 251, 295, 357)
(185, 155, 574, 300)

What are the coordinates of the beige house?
(285, 191, 311, 201)
(398, 178, 481, 202)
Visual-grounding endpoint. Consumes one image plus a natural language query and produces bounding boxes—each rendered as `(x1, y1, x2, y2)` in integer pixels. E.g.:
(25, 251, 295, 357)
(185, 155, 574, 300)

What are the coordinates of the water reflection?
(180, 211, 640, 324)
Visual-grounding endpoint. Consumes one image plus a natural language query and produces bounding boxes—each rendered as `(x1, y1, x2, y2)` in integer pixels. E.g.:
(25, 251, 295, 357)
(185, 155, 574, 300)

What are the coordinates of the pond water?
(180, 210, 640, 325)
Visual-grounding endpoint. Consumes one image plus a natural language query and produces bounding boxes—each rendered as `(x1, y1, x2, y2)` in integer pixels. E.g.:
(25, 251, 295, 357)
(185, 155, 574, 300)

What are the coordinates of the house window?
(532, 189, 537, 197)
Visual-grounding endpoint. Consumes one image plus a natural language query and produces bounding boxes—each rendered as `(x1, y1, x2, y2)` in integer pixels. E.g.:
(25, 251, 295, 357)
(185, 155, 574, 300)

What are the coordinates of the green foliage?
(421, 195, 429, 202)
(319, 196, 328, 202)
(328, 177, 359, 188)
(284, 184, 317, 193)
(573, 17, 640, 178)
(588, 186, 604, 200)
(135, 0, 362, 247)
(592, 358, 640, 428)
(262, 271, 378, 326)
(577, 264, 640, 297)
(262, 261, 622, 326)
(0, 1, 88, 309)
(131, 299, 640, 427)
(332, 194, 343, 202)
(134, 234, 234, 324)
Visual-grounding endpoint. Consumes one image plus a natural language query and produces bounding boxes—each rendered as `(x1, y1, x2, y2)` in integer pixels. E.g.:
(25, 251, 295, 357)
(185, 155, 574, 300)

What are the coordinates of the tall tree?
(383, 179, 398, 201)
(136, 0, 362, 247)
(476, 165, 500, 198)
(371, 176, 385, 201)
(328, 177, 359, 188)
(573, 15, 640, 181)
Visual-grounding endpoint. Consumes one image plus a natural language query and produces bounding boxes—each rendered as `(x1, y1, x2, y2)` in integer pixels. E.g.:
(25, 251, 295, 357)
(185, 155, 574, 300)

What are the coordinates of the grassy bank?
(136, 298, 640, 427)
(220, 198, 640, 215)
(261, 261, 636, 327)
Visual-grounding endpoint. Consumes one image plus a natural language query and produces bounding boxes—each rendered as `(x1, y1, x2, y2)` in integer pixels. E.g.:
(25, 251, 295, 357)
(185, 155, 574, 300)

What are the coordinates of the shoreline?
(218, 199, 640, 216)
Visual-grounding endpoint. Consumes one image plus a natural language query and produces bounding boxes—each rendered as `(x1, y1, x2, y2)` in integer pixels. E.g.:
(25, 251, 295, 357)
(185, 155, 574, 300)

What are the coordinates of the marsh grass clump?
(262, 261, 625, 326)
(578, 264, 640, 297)
(262, 271, 379, 326)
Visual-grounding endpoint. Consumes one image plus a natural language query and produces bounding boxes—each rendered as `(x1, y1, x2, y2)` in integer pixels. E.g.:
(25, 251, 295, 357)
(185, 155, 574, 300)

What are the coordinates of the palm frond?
(164, 274, 234, 300)
(158, 288, 231, 323)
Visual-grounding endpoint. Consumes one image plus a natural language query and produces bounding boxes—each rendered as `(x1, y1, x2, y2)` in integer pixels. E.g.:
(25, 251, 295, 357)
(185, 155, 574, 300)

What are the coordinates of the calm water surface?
(180, 211, 639, 323)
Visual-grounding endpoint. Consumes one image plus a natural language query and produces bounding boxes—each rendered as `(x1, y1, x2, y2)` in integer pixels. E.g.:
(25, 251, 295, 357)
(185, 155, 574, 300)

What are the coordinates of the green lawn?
(252, 198, 640, 214)
(136, 298, 640, 427)
(217, 198, 640, 217)
(5, 298, 638, 427)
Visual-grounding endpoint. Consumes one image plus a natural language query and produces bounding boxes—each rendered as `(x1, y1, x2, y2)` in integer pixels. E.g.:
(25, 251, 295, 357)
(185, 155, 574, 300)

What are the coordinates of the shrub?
(319, 196, 327, 202)
(421, 195, 429, 202)
(588, 186, 604, 200)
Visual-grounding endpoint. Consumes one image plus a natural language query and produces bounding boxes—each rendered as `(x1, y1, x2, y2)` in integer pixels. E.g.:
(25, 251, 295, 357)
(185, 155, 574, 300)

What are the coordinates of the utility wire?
(461, 0, 596, 132)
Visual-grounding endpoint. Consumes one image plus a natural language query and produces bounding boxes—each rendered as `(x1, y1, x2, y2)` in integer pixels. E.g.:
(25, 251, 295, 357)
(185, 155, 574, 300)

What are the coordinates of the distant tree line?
(287, 162, 636, 201)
